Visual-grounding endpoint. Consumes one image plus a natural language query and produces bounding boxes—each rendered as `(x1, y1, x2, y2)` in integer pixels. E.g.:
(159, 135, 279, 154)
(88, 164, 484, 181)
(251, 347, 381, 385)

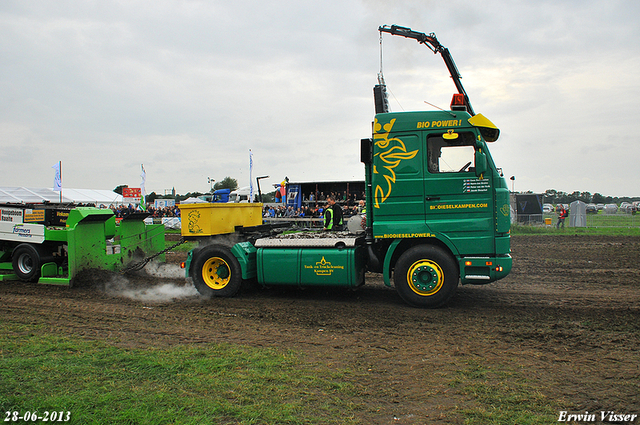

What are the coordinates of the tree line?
(114, 176, 277, 203)
(540, 189, 640, 205)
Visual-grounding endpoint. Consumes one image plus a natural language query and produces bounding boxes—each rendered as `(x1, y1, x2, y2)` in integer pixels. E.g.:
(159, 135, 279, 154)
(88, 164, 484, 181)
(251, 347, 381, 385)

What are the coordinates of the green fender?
(185, 242, 257, 280)
(381, 235, 460, 287)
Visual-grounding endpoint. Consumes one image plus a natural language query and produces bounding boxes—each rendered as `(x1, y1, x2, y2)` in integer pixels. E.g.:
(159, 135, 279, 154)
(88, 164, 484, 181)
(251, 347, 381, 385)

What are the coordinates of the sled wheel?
(191, 245, 242, 298)
(394, 245, 458, 308)
(12, 244, 42, 282)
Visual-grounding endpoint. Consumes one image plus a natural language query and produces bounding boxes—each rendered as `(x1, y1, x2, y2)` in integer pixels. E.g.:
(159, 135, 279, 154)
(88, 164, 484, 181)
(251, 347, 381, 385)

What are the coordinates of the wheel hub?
(17, 253, 34, 274)
(202, 257, 231, 290)
(407, 260, 444, 296)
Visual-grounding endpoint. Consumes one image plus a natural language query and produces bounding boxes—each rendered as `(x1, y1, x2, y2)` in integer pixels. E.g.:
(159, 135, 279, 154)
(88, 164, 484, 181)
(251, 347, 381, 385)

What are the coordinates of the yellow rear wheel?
(202, 257, 232, 290)
(192, 245, 242, 298)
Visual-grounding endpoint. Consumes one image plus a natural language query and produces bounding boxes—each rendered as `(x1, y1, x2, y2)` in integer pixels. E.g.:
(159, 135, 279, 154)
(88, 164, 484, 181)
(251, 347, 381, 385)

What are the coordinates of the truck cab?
(228, 187, 251, 203)
(361, 106, 511, 306)
(199, 188, 231, 203)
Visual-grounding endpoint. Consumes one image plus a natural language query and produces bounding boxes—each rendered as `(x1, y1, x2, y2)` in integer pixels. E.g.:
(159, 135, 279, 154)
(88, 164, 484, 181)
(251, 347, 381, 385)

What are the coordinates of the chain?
(121, 237, 187, 274)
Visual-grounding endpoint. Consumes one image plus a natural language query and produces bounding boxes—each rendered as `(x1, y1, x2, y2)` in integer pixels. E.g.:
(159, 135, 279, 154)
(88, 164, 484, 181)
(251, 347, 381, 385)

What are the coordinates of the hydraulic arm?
(379, 24, 475, 116)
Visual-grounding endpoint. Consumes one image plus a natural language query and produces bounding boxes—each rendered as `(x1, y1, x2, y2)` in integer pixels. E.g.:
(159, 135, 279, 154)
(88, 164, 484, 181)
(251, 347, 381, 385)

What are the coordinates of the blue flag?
(52, 162, 61, 191)
(140, 164, 146, 211)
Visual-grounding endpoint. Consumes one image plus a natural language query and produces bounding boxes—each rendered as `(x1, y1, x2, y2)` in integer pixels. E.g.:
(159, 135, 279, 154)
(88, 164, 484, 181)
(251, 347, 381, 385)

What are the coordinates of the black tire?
(394, 245, 458, 308)
(191, 245, 242, 298)
(12, 244, 42, 282)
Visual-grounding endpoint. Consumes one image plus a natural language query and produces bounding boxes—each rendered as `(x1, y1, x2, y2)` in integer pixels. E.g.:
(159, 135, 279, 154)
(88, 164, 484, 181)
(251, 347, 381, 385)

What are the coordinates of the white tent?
(0, 187, 123, 206)
(180, 197, 207, 204)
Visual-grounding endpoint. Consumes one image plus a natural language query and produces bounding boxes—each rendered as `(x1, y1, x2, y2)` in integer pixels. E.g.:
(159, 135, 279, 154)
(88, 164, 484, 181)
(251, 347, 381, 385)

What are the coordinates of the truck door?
(370, 132, 428, 237)
(423, 131, 495, 254)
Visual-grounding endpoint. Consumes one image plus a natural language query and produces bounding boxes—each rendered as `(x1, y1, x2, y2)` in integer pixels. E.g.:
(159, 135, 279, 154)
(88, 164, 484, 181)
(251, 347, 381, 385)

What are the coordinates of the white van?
(228, 186, 252, 203)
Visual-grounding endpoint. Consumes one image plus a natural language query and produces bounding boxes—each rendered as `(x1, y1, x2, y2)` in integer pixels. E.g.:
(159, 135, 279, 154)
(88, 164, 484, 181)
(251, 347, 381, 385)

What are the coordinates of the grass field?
(1, 323, 360, 425)
(1, 323, 559, 424)
(513, 212, 640, 236)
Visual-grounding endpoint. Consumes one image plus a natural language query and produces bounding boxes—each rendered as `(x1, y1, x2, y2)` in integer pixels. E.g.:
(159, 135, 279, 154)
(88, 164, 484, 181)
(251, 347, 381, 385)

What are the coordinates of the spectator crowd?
(110, 204, 180, 218)
(263, 191, 366, 219)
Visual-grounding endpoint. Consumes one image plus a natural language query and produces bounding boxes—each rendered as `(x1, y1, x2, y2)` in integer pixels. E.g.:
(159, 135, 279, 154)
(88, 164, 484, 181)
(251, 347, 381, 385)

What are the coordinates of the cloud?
(1, 0, 639, 196)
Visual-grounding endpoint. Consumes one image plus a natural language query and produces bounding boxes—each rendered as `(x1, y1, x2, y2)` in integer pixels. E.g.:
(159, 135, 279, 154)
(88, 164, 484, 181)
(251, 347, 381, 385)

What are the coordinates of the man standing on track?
(324, 196, 343, 231)
(557, 205, 568, 229)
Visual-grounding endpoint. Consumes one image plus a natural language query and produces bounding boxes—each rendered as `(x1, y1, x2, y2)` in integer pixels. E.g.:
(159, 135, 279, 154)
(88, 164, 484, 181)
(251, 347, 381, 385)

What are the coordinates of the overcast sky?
(2, 0, 639, 197)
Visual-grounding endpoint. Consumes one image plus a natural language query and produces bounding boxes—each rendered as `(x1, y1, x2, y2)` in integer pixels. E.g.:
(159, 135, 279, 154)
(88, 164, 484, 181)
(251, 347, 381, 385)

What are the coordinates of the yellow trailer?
(179, 203, 263, 238)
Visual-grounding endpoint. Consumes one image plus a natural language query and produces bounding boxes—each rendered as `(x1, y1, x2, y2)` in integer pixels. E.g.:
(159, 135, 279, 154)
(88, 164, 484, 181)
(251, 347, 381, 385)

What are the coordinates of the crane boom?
(379, 24, 475, 116)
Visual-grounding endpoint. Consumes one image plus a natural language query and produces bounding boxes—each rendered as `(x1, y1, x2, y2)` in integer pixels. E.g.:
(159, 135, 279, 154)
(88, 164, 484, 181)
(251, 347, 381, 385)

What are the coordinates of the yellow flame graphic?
(373, 118, 418, 208)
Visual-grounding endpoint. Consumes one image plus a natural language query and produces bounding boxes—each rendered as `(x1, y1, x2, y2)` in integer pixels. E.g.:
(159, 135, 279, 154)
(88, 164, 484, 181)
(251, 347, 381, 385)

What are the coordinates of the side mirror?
(361, 138, 373, 164)
(475, 151, 487, 176)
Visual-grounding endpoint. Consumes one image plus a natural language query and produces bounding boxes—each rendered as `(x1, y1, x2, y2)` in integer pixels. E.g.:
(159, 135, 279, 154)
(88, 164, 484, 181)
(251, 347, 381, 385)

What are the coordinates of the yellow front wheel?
(405, 259, 445, 296)
(192, 245, 242, 298)
(394, 245, 458, 308)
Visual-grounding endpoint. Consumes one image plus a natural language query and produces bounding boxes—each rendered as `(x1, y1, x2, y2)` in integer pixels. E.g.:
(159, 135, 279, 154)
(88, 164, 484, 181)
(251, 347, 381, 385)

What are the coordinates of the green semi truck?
(181, 25, 512, 308)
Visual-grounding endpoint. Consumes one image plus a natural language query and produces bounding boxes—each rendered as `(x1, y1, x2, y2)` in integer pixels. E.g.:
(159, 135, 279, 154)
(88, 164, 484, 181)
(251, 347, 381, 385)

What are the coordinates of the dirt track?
(2, 235, 639, 423)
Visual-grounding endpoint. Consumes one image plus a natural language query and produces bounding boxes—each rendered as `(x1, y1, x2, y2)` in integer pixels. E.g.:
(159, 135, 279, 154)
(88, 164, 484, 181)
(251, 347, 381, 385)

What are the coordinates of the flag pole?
(59, 161, 62, 203)
(249, 149, 254, 203)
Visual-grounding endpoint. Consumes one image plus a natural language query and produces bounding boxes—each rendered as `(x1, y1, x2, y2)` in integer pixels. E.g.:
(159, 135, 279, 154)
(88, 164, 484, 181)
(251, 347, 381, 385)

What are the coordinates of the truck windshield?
(427, 132, 476, 173)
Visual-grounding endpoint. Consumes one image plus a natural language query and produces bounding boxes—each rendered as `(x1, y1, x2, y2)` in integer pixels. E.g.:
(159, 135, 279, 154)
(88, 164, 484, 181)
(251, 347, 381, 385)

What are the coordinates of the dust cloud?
(105, 262, 199, 302)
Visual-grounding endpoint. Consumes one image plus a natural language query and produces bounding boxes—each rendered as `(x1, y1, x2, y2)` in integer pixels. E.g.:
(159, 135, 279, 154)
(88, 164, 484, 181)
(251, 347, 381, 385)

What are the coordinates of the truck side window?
(427, 132, 476, 173)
